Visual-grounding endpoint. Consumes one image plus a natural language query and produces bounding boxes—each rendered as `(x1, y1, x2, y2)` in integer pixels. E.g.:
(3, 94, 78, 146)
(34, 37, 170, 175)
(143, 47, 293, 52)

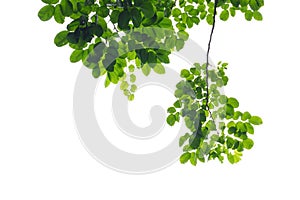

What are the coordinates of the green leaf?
(70, 49, 83, 63)
(180, 69, 190, 78)
(167, 114, 176, 126)
(220, 9, 229, 21)
(158, 18, 173, 28)
(173, 100, 182, 108)
(60, 0, 73, 17)
(167, 107, 176, 113)
(245, 122, 254, 134)
(243, 138, 254, 150)
(253, 11, 263, 21)
(240, 0, 250, 7)
(241, 111, 251, 121)
(108, 71, 119, 84)
(153, 64, 165, 74)
(180, 152, 191, 164)
(230, 7, 236, 17)
(54, 5, 65, 24)
(130, 74, 136, 83)
(245, 10, 253, 21)
(249, 0, 260, 11)
(120, 81, 129, 90)
(110, 10, 120, 24)
(190, 152, 197, 166)
(179, 133, 190, 147)
(92, 67, 100, 78)
(131, 8, 142, 27)
(157, 54, 170, 63)
(230, 0, 239, 7)
(97, 6, 109, 18)
(227, 97, 239, 108)
(140, 2, 155, 18)
(142, 64, 151, 76)
(42, 0, 59, 4)
(128, 94, 135, 101)
(130, 84, 137, 92)
(118, 10, 131, 30)
(172, 8, 181, 17)
(249, 116, 263, 125)
(226, 104, 234, 117)
(206, 14, 213, 25)
(134, 0, 143, 6)
(54, 31, 69, 47)
(38, 5, 55, 21)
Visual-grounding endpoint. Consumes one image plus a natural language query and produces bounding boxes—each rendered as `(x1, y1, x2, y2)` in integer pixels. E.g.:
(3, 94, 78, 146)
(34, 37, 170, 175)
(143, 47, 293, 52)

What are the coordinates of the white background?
(1, 1, 300, 199)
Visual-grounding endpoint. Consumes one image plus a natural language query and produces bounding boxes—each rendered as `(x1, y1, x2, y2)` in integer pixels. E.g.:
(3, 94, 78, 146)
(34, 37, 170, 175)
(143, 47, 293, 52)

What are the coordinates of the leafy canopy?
(38, 0, 264, 165)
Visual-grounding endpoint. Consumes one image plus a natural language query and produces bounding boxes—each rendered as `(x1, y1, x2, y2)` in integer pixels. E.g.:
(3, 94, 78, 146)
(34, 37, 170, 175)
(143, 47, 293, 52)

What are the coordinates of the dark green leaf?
(118, 10, 131, 30)
(140, 2, 155, 18)
(110, 10, 120, 24)
(131, 8, 142, 27)
(97, 6, 109, 18)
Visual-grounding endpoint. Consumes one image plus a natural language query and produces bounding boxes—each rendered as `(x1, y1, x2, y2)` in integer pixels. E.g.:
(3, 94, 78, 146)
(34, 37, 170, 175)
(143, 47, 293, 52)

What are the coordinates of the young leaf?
(180, 152, 191, 164)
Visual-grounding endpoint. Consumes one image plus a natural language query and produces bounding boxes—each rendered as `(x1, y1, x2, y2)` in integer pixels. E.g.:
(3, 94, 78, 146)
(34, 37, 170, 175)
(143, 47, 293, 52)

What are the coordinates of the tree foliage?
(38, 0, 264, 165)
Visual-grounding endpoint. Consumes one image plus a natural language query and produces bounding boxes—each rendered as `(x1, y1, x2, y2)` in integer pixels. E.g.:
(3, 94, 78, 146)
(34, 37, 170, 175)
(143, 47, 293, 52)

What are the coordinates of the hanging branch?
(205, 0, 219, 133)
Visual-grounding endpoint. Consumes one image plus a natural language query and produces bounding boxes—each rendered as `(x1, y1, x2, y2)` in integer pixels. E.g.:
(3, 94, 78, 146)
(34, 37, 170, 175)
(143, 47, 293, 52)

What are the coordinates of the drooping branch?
(205, 0, 219, 133)
(205, 0, 218, 107)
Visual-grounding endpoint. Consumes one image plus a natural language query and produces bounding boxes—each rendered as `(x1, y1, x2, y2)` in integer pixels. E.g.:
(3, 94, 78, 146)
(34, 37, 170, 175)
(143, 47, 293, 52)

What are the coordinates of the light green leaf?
(180, 152, 191, 164)
(179, 133, 190, 147)
(153, 64, 165, 74)
(249, 116, 263, 125)
(190, 152, 197, 166)
(220, 9, 229, 21)
(253, 11, 263, 21)
(243, 138, 254, 149)
(141, 64, 151, 76)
